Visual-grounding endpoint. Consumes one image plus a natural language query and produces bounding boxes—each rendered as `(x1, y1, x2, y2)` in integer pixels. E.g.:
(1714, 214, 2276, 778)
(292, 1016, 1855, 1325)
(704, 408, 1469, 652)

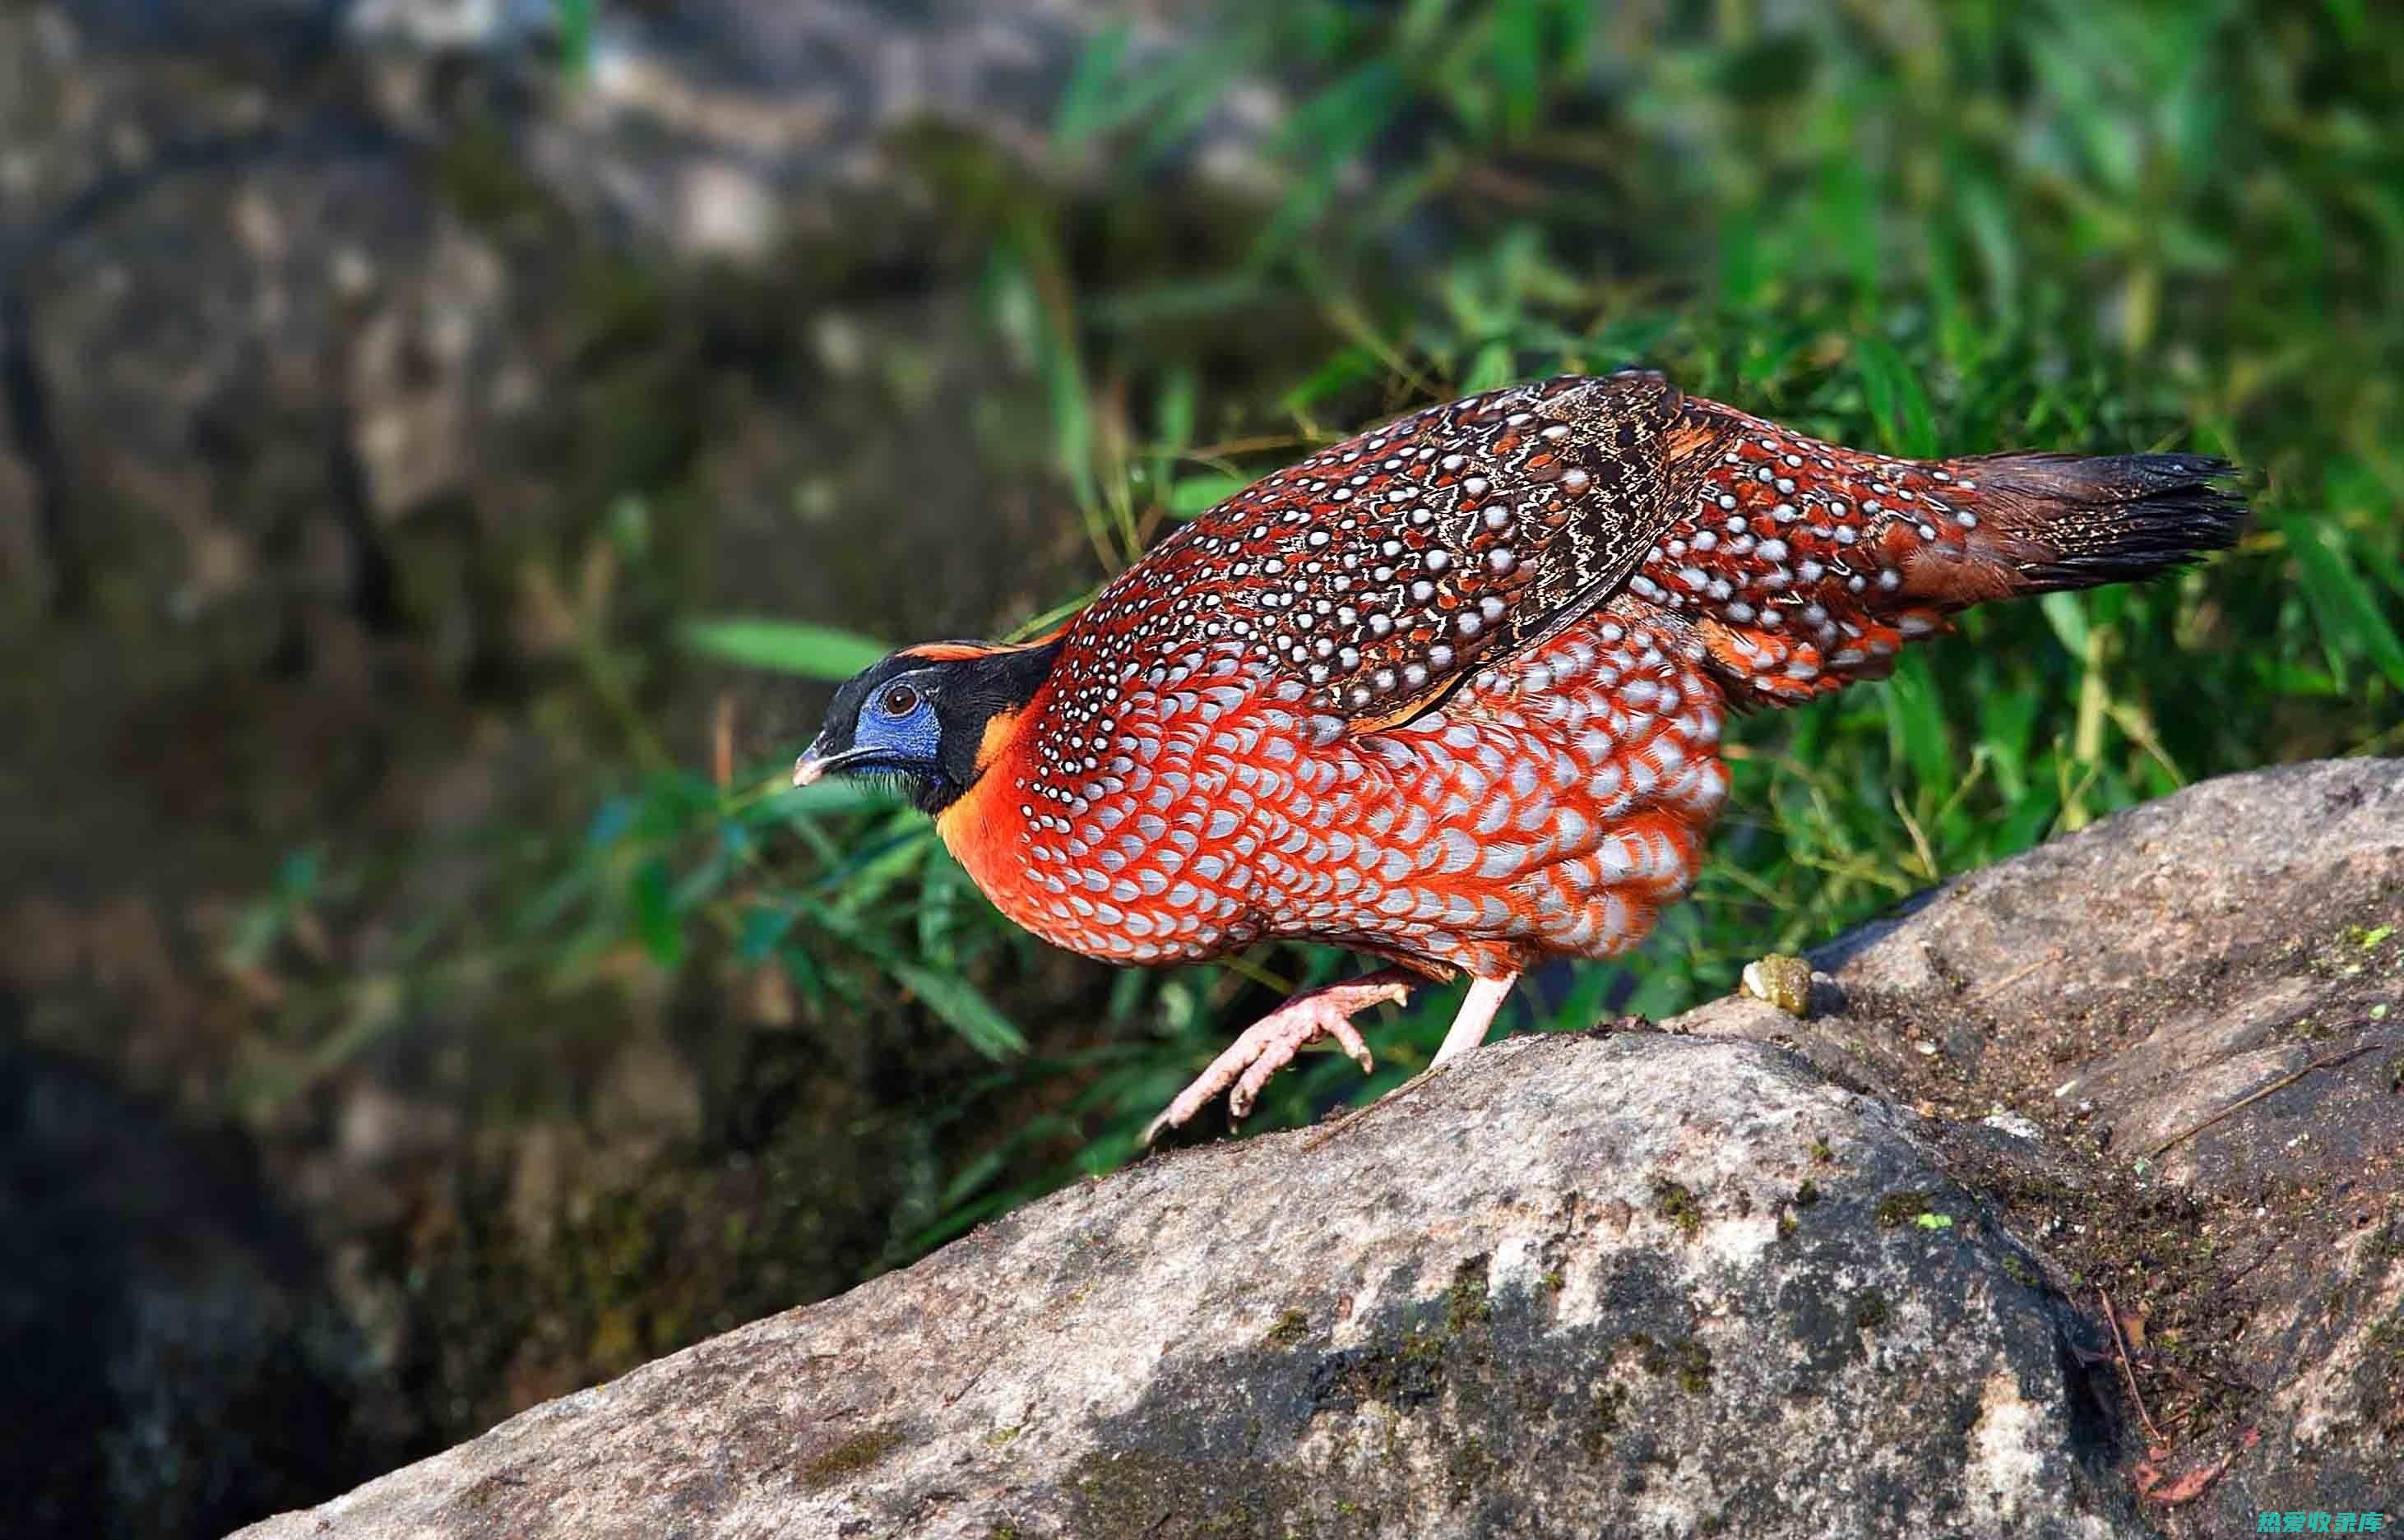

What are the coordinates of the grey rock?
(230, 1030, 2142, 1539)
(344, 0, 1272, 260)
(1689, 756, 2404, 1532)
(0, 17, 1146, 1510)
(1, 0, 512, 617)
(0, 1029, 403, 1539)
(0, 0, 1207, 621)
(229, 759, 2404, 1538)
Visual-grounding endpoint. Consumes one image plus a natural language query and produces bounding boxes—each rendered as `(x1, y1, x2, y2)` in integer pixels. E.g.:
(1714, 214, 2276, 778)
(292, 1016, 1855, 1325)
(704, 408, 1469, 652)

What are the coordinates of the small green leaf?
(744, 779, 894, 825)
(586, 796, 638, 849)
(1281, 347, 1379, 414)
(1156, 367, 1197, 453)
(1489, 0, 1546, 137)
(225, 900, 284, 971)
(1879, 652, 1952, 796)
(1167, 474, 1249, 516)
(2038, 591, 2092, 656)
(1151, 366, 1197, 491)
(556, 0, 595, 81)
(1912, 1212, 1955, 1231)
(631, 858, 683, 968)
(1052, 21, 1133, 146)
(277, 846, 325, 901)
(1462, 340, 1517, 394)
(830, 822, 933, 918)
(679, 617, 890, 680)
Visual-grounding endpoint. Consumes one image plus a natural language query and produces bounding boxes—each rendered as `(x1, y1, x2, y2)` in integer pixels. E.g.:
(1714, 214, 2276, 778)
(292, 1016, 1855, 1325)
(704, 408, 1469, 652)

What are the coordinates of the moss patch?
(1584, 1382, 1630, 1450)
(1264, 1308, 1312, 1348)
(2357, 1312, 2404, 1436)
(799, 1425, 906, 1489)
(1651, 1180, 1704, 1239)
(1061, 1445, 1325, 1540)
(1924, 1124, 2269, 1448)
(1444, 1256, 1494, 1333)
(1626, 1331, 1715, 1394)
(1310, 1329, 1449, 1413)
(1307, 1256, 1502, 1418)
(1443, 1435, 1499, 1502)
(1874, 1188, 1940, 1229)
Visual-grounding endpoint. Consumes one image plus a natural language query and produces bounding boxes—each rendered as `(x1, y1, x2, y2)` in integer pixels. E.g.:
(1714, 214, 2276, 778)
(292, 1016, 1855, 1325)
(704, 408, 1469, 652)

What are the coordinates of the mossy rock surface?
(226, 1035, 2133, 1538)
(231, 761, 2404, 1539)
(1688, 757, 2404, 1532)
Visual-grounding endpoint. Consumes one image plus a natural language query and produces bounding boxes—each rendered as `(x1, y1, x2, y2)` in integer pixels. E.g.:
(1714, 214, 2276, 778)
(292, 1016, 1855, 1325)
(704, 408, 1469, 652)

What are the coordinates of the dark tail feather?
(1660, 428, 2244, 708)
(1963, 451, 2247, 592)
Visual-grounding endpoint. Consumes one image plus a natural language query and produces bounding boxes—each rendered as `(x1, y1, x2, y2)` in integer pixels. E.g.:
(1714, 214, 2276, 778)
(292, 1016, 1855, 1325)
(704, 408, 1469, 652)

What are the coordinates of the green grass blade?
(892, 962, 1030, 1060)
(1854, 334, 1939, 458)
(679, 618, 890, 680)
(1168, 474, 1251, 516)
(2284, 515, 2404, 691)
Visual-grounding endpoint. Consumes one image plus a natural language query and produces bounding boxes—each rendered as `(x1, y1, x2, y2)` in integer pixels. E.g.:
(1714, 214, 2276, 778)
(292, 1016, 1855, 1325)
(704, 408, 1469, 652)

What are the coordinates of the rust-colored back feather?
(1088, 372, 1732, 734)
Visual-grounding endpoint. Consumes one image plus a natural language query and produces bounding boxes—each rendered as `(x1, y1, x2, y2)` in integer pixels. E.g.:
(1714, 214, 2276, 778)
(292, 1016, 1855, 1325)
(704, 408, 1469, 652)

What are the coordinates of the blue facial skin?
(849, 679, 942, 772)
(791, 669, 952, 793)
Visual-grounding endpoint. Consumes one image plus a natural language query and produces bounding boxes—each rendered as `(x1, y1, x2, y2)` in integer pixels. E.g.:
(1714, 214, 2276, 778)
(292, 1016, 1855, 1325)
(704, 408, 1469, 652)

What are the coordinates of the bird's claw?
(1142, 975, 1410, 1144)
(1230, 1010, 1374, 1118)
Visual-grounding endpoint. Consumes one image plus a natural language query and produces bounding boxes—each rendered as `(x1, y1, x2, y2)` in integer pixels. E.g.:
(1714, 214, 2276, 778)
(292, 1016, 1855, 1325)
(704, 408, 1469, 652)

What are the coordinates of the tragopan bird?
(793, 372, 2241, 1139)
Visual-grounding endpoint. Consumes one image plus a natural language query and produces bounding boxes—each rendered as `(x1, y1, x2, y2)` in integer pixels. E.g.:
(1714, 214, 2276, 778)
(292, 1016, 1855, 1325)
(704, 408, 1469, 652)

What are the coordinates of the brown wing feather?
(1088, 371, 1730, 733)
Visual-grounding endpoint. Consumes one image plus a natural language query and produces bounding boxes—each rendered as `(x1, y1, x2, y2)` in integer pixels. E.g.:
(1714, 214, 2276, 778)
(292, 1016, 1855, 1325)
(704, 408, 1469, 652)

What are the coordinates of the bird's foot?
(1299, 971, 1521, 1151)
(1142, 971, 1414, 1144)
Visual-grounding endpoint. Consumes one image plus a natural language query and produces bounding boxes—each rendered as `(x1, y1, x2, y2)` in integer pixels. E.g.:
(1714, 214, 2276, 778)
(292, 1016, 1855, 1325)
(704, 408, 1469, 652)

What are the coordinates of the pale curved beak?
(790, 732, 834, 787)
(791, 743, 873, 788)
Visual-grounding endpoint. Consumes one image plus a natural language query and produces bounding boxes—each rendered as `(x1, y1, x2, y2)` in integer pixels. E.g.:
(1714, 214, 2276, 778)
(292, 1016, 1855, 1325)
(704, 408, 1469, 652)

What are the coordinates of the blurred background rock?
(0, 2, 2397, 1534)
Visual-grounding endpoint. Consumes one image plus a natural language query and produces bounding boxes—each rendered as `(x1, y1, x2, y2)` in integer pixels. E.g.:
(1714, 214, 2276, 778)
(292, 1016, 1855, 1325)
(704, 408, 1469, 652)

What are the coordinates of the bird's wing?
(1089, 372, 1735, 732)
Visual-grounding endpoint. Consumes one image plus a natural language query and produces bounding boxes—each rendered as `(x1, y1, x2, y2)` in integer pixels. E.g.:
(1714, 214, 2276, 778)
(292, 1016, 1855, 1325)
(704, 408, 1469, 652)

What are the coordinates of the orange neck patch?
(933, 703, 1030, 881)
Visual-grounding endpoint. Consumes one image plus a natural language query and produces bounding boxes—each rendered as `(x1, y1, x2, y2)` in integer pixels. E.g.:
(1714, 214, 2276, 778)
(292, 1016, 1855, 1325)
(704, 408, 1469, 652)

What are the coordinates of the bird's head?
(791, 636, 1063, 814)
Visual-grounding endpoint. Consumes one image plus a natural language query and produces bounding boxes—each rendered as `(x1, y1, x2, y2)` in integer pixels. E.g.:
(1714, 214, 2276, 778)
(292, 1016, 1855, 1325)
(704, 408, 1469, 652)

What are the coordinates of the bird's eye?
(879, 684, 921, 718)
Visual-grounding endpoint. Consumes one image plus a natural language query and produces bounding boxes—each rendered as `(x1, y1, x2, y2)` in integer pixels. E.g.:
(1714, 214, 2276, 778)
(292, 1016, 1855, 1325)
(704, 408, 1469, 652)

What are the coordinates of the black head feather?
(798, 637, 1063, 813)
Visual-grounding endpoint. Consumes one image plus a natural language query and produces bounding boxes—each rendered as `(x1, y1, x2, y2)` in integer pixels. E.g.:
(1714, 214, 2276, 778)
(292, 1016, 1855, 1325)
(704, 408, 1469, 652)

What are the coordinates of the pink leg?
(1142, 968, 1416, 1143)
(1430, 973, 1517, 1067)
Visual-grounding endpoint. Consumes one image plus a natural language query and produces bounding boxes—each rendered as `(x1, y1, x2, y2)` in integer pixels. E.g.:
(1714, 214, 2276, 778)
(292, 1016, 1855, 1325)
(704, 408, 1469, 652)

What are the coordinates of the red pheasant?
(793, 372, 2241, 1137)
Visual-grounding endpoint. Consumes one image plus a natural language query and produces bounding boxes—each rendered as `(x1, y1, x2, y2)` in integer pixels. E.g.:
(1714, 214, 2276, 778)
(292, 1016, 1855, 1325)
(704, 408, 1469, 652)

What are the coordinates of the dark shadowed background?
(1, 1, 2398, 1534)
